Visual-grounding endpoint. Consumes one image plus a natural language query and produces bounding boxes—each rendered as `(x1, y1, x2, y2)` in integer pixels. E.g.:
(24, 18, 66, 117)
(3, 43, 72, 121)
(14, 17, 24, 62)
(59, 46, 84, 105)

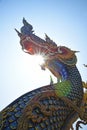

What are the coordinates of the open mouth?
(20, 36, 35, 54)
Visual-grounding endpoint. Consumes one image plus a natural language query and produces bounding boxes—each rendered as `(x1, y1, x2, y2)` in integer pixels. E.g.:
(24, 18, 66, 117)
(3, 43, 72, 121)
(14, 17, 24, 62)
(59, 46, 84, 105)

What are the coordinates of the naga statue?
(0, 18, 87, 130)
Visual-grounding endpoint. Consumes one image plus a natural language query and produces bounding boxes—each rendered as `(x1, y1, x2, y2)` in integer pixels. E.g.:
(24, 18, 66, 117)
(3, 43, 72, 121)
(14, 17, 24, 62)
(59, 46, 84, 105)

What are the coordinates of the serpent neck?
(66, 65, 83, 104)
(67, 65, 82, 87)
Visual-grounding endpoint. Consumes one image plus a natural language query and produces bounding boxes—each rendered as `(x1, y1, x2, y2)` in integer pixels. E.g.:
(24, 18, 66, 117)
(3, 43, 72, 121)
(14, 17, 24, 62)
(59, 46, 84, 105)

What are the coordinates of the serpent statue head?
(15, 18, 78, 80)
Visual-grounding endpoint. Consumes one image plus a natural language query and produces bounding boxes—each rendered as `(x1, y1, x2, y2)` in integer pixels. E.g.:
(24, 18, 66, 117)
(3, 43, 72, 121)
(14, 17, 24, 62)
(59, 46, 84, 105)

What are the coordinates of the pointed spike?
(45, 33, 50, 39)
(45, 33, 57, 46)
(22, 18, 33, 32)
(23, 17, 25, 21)
(45, 33, 51, 42)
(23, 17, 29, 26)
(15, 28, 22, 37)
(23, 17, 27, 24)
(50, 75, 54, 85)
(45, 33, 48, 38)
(83, 64, 87, 67)
(45, 33, 47, 40)
(73, 50, 80, 53)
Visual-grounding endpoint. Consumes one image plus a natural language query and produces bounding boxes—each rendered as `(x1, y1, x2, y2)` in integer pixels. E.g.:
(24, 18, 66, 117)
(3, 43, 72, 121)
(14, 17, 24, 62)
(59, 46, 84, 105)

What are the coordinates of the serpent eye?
(58, 47, 63, 54)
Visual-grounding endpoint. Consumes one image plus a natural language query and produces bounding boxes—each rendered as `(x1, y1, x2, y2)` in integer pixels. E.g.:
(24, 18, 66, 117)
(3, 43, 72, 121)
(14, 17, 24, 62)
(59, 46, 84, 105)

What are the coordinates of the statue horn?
(73, 50, 80, 53)
(15, 28, 22, 37)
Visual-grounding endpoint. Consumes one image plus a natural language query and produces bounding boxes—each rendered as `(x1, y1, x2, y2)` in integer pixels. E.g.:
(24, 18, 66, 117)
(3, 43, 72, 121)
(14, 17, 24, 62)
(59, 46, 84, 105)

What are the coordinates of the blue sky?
(0, 0, 87, 129)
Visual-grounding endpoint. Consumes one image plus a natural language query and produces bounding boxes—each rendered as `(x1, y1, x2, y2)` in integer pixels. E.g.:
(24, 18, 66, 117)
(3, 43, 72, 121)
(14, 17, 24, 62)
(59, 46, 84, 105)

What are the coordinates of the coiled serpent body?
(0, 18, 87, 130)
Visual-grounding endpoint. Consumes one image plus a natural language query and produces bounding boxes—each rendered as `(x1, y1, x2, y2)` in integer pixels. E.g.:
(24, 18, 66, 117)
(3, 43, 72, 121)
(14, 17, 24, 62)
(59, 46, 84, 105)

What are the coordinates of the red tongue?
(28, 47, 34, 54)
(22, 41, 34, 53)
